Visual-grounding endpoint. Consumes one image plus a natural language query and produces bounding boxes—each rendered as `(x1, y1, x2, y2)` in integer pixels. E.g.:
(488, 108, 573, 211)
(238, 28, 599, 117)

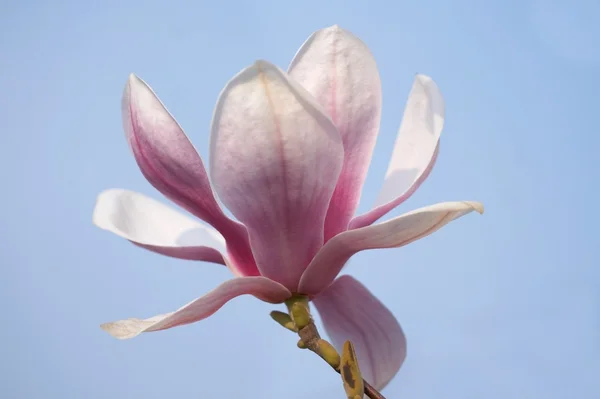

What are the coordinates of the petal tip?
(335, 274, 355, 284)
(100, 322, 125, 339)
(100, 321, 141, 340)
(252, 59, 276, 71)
(415, 73, 434, 85)
(91, 192, 109, 227)
(467, 201, 484, 214)
(231, 60, 280, 85)
(126, 73, 139, 89)
(126, 73, 150, 94)
(128, 72, 143, 83)
(91, 189, 123, 229)
(94, 188, 122, 202)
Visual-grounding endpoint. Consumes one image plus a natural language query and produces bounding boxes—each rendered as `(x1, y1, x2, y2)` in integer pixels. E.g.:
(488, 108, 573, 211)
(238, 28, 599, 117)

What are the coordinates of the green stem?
(284, 296, 387, 399)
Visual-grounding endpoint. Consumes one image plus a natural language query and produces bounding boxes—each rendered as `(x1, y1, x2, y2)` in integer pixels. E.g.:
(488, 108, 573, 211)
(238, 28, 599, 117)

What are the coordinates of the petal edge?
(93, 189, 227, 265)
(300, 201, 484, 296)
(101, 277, 292, 339)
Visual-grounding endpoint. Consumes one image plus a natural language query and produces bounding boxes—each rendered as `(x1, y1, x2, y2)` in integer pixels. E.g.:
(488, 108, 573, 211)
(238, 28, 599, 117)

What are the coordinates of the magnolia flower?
(93, 25, 483, 390)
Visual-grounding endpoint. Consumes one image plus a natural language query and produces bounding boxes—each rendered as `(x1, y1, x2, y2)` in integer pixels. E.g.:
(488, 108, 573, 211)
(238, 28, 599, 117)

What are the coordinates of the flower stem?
(284, 296, 387, 399)
(301, 320, 387, 399)
(362, 380, 386, 399)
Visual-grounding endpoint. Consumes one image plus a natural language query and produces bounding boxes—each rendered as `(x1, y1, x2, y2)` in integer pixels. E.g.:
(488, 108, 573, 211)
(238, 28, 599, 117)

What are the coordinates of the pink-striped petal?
(351, 75, 444, 229)
(122, 74, 257, 272)
(101, 276, 292, 339)
(93, 189, 228, 266)
(300, 201, 484, 296)
(289, 25, 382, 240)
(313, 276, 406, 390)
(209, 61, 344, 290)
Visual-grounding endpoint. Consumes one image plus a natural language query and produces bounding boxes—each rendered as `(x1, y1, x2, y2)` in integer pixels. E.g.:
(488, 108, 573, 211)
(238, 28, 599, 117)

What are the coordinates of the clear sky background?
(1, 0, 598, 398)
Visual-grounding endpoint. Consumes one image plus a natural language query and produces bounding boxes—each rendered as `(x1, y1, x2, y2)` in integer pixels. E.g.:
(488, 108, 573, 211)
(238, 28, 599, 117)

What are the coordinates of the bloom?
(93, 25, 482, 389)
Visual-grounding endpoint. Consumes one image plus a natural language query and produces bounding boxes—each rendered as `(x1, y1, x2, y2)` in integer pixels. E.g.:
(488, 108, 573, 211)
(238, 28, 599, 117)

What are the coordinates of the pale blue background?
(1, 0, 598, 398)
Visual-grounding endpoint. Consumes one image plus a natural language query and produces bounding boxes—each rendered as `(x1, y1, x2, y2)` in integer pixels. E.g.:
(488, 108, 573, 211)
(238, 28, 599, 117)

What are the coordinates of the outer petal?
(93, 189, 227, 266)
(313, 276, 406, 390)
(289, 25, 382, 240)
(101, 277, 291, 339)
(209, 61, 344, 290)
(123, 74, 257, 273)
(350, 75, 444, 229)
(300, 201, 484, 296)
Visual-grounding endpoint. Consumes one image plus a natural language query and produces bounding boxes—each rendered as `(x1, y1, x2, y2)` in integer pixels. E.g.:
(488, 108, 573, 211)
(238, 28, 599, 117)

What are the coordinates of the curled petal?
(101, 277, 292, 339)
(313, 276, 406, 390)
(93, 189, 228, 266)
(300, 201, 484, 296)
(122, 74, 257, 272)
(209, 60, 344, 290)
(289, 25, 382, 240)
(351, 75, 444, 229)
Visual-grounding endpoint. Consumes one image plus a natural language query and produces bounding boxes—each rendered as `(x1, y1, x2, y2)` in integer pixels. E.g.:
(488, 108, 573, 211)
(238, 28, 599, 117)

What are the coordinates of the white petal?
(351, 75, 444, 229)
(101, 277, 292, 339)
(300, 201, 484, 296)
(93, 189, 226, 265)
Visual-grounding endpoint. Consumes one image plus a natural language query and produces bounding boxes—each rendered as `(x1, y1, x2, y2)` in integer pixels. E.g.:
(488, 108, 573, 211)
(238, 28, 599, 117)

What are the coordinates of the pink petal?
(101, 276, 291, 339)
(289, 25, 382, 240)
(313, 275, 406, 390)
(209, 61, 344, 290)
(300, 201, 484, 296)
(122, 74, 257, 273)
(93, 189, 228, 266)
(350, 75, 444, 229)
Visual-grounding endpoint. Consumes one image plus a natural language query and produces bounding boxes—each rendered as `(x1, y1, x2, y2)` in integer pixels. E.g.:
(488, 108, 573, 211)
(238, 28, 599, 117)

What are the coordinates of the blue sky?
(1, 0, 598, 398)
